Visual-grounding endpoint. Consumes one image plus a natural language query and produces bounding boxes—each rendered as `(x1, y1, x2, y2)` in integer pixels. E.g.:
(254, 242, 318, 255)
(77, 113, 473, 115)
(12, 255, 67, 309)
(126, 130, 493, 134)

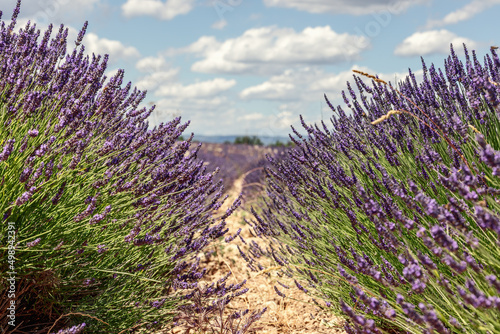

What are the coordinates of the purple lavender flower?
(277, 281, 290, 289)
(15, 186, 36, 206)
(0, 139, 15, 161)
(83, 278, 94, 286)
(448, 317, 461, 328)
(51, 323, 86, 334)
(89, 205, 111, 225)
(34, 143, 49, 157)
(384, 308, 396, 319)
(45, 159, 54, 180)
(27, 129, 39, 137)
(19, 167, 32, 183)
(97, 244, 107, 253)
(224, 228, 241, 243)
(274, 286, 286, 298)
(294, 279, 308, 293)
(73, 195, 98, 222)
(26, 237, 41, 248)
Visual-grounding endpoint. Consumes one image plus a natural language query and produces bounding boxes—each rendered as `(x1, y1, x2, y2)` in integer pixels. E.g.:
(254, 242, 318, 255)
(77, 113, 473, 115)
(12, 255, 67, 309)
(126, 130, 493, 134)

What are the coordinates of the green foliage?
(268, 140, 294, 147)
(233, 136, 263, 146)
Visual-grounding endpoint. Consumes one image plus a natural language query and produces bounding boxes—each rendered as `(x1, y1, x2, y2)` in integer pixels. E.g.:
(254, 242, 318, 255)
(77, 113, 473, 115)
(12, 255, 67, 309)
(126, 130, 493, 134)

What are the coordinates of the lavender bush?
(0, 1, 242, 332)
(173, 272, 266, 334)
(247, 45, 500, 333)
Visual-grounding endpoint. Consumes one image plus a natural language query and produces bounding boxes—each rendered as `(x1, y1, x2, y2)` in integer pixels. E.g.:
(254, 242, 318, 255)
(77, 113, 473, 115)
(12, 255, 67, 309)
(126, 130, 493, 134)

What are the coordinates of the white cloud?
(5, 2, 139, 64)
(12, 19, 140, 64)
(104, 68, 121, 80)
(155, 96, 228, 112)
(249, 13, 262, 20)
(146, 82, 307, 136)
(240, 67, 324, 101)
(135, 69, 179, 91)
(234, 64, 420, 137)
(134, 56, 179, 91)
(240, 104, 318, 138)
(155, 78, 237, 98)
(394, 30, 477, 57)
(1, 0, 100, 26)
(240, 82, 296, 101)
(262, 0, 427, 15)
(272, 108, 301, 130)
(133, 59, 238, 134)
(238, 113, 265, 121)
(212, 19, 227, 30)
(136, 56, 169, 72)
(165, 36, 221, 57)
(83, 32, 140, 59)
(239, 67, 358, 102)
(121, 0, 196, 20)
(173, 26, 370, 75)
(426, 0, 500, 28)
(147, 96, 235, 133)
(147, 66, 424, 137)
(240, 65, 421, 102)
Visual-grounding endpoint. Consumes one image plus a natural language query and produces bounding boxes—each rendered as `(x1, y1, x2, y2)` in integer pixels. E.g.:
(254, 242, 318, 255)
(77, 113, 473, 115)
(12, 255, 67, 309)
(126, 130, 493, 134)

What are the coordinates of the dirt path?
(186, 174, 347, 333)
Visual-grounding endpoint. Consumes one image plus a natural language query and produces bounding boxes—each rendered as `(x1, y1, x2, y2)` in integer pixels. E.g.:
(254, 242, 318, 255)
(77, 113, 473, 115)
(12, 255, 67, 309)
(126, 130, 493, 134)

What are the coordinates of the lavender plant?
(0, 1, 242, 332)
(51, 323, 86, 334)
(247, 45, 500, 333)
(173, 272, 266, 334)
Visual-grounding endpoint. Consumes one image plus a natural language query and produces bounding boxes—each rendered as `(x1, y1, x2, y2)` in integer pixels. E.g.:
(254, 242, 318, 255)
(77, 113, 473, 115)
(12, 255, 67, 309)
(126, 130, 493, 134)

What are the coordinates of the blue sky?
(3, 0, 499, 137)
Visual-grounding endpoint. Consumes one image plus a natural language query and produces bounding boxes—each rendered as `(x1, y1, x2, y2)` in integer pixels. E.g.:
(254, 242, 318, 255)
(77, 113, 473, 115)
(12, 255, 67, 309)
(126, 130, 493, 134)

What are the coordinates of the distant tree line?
(180, 135, 294, 147)
(233, 136, 263, 145)
(225, 136, 294, 147)
(269, 140, 294, 147)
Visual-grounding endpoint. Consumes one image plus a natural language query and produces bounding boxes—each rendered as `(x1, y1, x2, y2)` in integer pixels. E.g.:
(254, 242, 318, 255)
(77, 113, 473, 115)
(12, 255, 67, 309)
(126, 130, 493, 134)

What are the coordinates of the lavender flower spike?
(26, 237, 41, 248)
(0, 139, 15, 161)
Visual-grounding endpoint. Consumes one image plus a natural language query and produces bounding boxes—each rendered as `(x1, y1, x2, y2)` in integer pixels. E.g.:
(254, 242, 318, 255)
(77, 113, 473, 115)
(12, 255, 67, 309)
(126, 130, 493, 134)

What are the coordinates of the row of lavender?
(195, 142, 288, 202)
(246, 46, 500, 333)
(0, 1, 251, 332)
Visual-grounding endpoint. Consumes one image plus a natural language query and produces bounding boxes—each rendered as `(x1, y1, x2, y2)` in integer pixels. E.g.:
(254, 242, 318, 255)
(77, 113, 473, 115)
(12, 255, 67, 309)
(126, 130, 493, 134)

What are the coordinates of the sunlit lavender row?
(245, 43, 500, 333)
(0, 1, 250, 332)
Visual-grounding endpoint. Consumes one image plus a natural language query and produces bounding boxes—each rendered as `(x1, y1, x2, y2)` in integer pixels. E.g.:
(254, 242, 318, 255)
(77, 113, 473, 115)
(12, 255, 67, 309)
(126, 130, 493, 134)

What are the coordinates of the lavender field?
(2, 0, 500, 333)
(195, 142, 288, 202)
